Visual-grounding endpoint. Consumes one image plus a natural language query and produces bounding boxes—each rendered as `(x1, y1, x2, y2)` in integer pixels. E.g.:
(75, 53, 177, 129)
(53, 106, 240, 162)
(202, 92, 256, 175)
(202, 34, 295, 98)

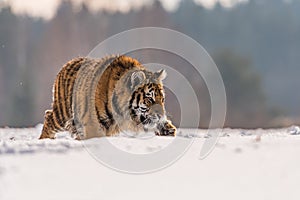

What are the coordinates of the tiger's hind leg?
(39, 110, 57, 139)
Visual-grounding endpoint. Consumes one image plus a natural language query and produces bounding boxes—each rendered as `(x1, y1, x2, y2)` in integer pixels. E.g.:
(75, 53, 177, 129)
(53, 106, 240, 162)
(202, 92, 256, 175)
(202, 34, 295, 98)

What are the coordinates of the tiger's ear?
(130, 71, 146, 90)
(154, 69, 167, 81)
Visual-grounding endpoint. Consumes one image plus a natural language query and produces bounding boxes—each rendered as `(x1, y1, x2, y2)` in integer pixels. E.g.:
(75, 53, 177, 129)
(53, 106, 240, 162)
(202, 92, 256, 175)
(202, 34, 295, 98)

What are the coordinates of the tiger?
(39, 55, 176, 140)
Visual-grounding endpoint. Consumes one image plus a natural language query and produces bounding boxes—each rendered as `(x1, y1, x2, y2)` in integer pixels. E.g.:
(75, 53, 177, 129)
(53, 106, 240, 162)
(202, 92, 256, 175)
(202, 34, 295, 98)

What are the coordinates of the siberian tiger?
(39, 55, 176, 139)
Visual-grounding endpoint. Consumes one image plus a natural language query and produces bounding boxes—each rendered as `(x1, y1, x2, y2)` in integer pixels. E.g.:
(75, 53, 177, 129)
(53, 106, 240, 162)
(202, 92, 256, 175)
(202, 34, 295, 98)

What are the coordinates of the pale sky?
(1, 0, 248, 20)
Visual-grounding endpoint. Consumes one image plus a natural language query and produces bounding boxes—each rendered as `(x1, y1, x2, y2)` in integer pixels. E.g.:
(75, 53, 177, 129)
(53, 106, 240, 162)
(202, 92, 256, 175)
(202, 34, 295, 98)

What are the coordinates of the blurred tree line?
(0, 0, 299, 128)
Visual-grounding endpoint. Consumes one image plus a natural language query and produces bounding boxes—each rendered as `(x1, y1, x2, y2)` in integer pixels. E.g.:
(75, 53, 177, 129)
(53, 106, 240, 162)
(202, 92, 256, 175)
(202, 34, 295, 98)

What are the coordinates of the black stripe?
(65, 77, 72, 118)
(129, 91, 136, 109)
(95, 106, 105, 129)
(105, 101, 113, 120)
(66, 58, 84, 74)
(55, 75, 64, 127)
(143, 91, 147, 99)
(52, 106, 63, 129)
(58, 74, 67, 124)
(136, 93, 141, 105)
(62, 69, 69, 121)
(48, 110, 60, 131)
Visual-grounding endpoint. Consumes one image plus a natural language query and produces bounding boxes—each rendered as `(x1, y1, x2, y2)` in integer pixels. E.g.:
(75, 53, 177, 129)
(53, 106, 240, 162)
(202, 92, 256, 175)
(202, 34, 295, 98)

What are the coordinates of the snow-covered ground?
(1, 125, 300, 200)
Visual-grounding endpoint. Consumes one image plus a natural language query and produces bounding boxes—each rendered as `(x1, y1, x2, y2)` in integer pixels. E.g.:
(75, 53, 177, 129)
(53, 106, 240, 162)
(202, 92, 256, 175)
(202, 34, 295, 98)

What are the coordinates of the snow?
(288, 125, 300, 135)
(1, 125, 300, 200)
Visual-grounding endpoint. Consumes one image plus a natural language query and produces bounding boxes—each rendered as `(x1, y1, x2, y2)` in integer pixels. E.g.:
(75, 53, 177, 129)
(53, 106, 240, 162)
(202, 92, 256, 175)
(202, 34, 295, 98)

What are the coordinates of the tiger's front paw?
(156, 120, 176, 136)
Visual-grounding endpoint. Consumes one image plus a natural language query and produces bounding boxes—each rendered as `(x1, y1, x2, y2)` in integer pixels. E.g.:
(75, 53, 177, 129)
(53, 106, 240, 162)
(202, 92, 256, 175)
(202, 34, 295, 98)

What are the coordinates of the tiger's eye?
(145, 99, 150, 105)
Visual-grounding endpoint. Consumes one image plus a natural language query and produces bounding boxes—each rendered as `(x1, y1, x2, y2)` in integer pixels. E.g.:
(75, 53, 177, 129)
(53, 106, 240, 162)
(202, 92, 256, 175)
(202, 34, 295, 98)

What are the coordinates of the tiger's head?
(128, 69, 167, 130)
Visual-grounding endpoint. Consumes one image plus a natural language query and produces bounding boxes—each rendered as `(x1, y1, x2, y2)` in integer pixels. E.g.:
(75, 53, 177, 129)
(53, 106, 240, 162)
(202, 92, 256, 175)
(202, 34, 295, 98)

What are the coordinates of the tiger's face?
(129, 69, 167, 130)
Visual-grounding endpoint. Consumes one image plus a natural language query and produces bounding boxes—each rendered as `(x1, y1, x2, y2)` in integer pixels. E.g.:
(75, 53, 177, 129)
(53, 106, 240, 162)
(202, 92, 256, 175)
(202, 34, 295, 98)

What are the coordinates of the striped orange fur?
(39, 55, 176, 139)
